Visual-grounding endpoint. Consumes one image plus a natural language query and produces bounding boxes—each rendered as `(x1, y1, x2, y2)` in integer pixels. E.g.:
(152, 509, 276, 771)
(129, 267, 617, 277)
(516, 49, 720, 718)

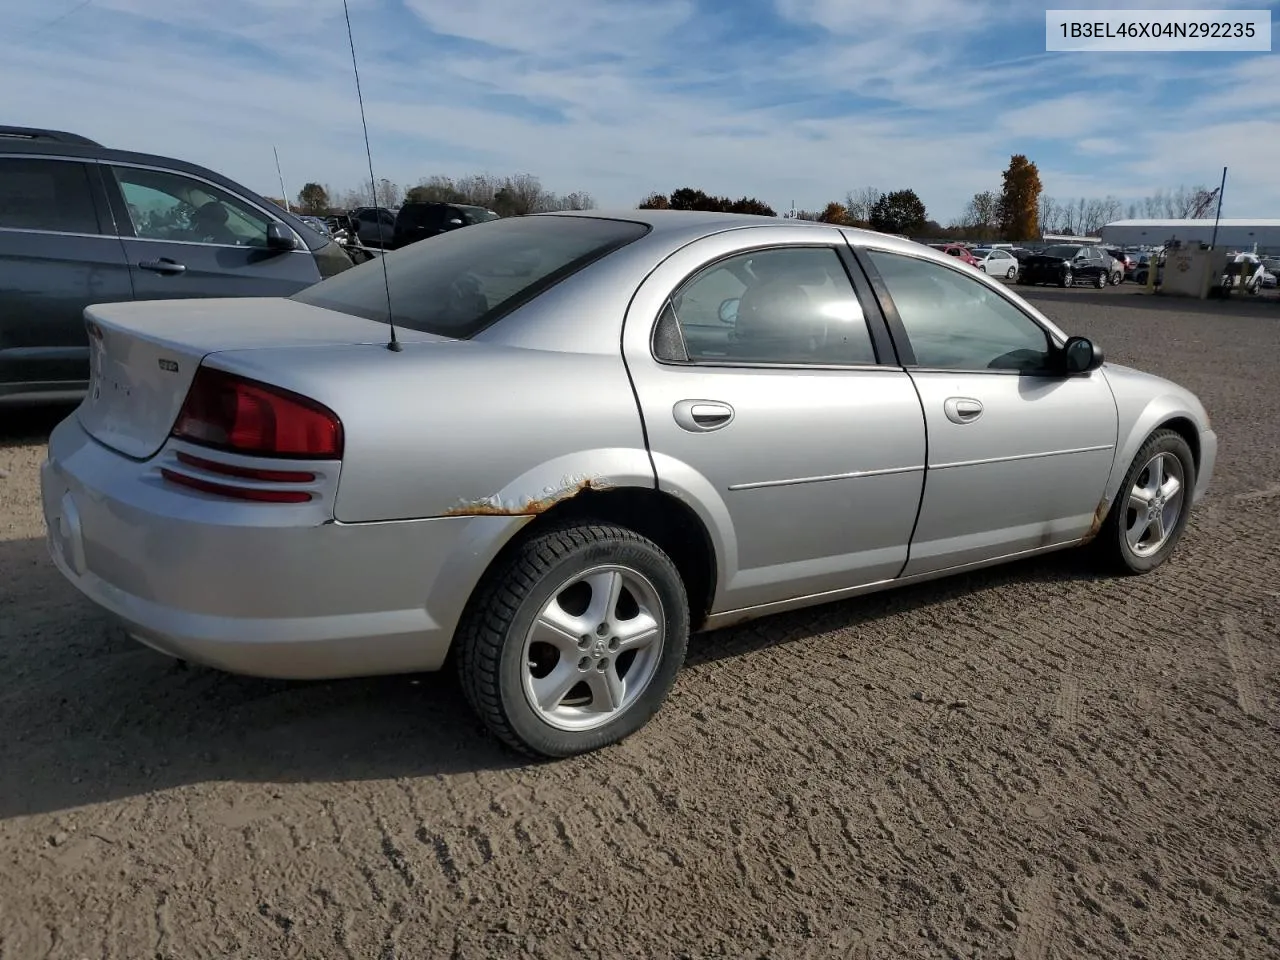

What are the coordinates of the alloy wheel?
(1124, 452, 1186, 557)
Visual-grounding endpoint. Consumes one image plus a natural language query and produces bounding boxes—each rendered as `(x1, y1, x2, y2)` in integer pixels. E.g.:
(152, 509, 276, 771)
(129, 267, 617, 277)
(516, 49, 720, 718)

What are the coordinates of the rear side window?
(293, 215, 650, 338)
(0, 158, 100, 234)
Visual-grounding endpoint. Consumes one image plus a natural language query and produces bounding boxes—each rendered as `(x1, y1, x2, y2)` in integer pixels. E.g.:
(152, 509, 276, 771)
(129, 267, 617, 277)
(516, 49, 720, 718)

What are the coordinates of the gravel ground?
(1, 286, 1278, 960)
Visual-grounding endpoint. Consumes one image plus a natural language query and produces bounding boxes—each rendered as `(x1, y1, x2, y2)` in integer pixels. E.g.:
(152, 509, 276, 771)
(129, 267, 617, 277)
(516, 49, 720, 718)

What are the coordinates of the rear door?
(622, 226, 927, 614)
(103, 163, 320, 302)
(0, 156, 133, 393)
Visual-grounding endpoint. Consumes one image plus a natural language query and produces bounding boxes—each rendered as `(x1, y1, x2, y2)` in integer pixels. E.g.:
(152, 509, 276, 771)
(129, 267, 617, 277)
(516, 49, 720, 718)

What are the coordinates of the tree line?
(279, 172, 598, 219)
(275, 158, 1217, 244)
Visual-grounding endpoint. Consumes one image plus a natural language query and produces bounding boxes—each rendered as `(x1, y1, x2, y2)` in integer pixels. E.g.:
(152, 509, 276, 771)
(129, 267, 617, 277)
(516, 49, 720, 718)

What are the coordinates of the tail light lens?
(172, 367, 343, 459)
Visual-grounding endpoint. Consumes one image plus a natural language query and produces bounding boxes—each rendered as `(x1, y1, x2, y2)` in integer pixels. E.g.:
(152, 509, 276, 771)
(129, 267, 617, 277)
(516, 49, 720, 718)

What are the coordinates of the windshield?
(293, 215, 649, 338)
(1041, 245, 1082, 258)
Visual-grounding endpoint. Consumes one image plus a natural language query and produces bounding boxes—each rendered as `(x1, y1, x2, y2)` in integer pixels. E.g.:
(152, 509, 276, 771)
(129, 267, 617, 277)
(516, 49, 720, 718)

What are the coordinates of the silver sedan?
(41, 211, 1217, 757)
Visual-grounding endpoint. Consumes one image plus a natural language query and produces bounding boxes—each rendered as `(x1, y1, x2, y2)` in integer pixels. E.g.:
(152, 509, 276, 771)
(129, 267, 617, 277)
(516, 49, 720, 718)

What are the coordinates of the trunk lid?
(77, 297, 427, 460)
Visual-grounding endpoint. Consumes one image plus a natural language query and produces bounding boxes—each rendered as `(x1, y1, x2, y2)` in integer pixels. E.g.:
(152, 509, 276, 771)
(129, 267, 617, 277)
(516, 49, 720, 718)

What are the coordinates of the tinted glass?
(112, 166, 273, 246)
(1041, 245, 1082, 258)
(866, 250, 1051, 372)
(665, 246, 876, 365)
(293, 215, 649, 338)
(0, 158, 100, 234)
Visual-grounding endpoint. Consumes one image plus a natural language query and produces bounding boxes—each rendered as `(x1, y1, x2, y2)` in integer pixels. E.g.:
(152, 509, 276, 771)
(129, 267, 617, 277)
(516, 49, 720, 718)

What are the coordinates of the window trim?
(0, 154, 110, 238)
(101, 159, 309, 252)
(648, 242, 896, 371)
(852, 243, 1071, 377)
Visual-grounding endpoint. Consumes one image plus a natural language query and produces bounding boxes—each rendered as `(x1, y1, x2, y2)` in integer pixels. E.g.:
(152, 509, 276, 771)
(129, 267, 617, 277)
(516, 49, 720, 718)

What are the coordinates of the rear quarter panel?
(203, 340, 656, 524)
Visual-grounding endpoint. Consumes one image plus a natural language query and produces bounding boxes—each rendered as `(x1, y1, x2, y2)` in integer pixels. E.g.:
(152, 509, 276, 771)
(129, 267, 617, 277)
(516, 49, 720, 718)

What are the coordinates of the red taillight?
(172, 367, 343, 459)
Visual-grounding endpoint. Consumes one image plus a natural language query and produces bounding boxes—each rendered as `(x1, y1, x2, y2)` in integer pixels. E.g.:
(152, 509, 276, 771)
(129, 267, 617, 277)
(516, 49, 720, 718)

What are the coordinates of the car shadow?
(0, 532, 1109, 819)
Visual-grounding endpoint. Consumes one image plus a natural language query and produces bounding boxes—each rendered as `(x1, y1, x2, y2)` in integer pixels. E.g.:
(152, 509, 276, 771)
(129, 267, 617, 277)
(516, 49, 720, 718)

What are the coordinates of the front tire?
(1093, 429, 1196, 575)
(455, 522, 690, 758)
(1095, 270, 1108, 289)
(1060, 268, 1073, 288)
(1006, 265, 1017, 280)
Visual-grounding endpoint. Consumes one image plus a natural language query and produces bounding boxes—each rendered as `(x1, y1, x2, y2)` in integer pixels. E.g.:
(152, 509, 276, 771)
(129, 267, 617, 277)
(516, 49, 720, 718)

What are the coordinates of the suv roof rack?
(0, 125, 101, 146)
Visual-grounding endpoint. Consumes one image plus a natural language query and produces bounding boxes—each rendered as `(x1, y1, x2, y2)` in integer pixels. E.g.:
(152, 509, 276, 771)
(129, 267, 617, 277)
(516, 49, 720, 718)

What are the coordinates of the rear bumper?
(40, 414, 526, 679)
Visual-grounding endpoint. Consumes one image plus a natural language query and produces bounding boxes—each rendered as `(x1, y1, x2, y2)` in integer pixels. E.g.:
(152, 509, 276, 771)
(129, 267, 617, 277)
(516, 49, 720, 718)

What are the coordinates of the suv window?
(866, 249, 1052, 372)
(111, 166, 274, 247)
(293, 214, 649, 338)
(0, 158, 100, 234)
(660, 246, 877, 365)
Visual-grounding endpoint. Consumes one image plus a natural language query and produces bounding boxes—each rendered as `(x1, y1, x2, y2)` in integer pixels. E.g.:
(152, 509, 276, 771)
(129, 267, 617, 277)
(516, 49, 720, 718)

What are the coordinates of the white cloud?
(1, 0, 1277, 222)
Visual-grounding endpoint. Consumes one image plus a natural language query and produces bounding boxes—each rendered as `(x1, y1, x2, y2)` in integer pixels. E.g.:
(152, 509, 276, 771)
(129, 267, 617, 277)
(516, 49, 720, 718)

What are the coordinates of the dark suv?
(0, 126, 354, 405)
(391, 202, 499, 249)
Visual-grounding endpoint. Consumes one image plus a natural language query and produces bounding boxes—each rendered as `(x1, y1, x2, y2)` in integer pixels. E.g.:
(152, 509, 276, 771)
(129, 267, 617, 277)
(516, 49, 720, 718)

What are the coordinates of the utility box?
(1160, 246, 1228, 299)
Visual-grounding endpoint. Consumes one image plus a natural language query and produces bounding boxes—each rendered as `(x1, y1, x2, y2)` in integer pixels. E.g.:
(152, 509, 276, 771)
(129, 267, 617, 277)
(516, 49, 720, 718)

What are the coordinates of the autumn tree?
(638, 192, 670, 209)
(998, 154, 1041, 241)
(818, 201, 850, 224)
(869, 189, 927, 235)
(296, 182, 330, 215)
(843, 186, 880, 225)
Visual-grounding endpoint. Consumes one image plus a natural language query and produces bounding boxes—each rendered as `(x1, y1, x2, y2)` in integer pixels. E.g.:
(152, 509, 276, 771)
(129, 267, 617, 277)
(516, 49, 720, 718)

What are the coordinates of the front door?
(105, 164, 319, 302)
(858, 246, 1118, 578)
(622, 227, 927, 614)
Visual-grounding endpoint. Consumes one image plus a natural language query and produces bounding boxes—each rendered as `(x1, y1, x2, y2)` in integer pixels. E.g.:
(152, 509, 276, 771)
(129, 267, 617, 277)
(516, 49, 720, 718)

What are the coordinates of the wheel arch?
(449, 485, 720, 638)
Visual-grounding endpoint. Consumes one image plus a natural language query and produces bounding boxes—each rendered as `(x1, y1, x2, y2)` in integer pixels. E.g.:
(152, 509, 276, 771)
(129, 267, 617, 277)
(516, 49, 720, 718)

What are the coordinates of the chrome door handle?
(139, 258, 186, 275)
(943, 397, 983, 424)
(673, 399, 735, 432)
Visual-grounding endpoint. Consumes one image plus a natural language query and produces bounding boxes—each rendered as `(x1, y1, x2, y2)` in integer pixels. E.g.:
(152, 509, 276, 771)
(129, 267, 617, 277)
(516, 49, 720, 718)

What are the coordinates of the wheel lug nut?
(577, 657, 590, 671)
(596, 623, 609, 636)
(578, 635, 590, 650)
(608, 637, 619, 652)
(597, 658, 610, 672)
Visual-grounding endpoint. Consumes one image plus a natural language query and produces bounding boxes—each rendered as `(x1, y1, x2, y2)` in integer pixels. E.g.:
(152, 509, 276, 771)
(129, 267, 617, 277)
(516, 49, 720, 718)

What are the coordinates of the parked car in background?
(296, 215, 332, 238)
(0, 125, 353, 405)
(1262, 257, 1280, 288)
(40, 210, 1216, 757)
(1133, 253, 1165, 286)
(390, 201, 500, 249)
(969, 246, 1020, 280)
(349, 205, 399, 248)
(927, 243, 981, 269)
(1017, 244, 1111, 288)
(1099, 250, 1125, 286)
(1105, 248, 1135, 284)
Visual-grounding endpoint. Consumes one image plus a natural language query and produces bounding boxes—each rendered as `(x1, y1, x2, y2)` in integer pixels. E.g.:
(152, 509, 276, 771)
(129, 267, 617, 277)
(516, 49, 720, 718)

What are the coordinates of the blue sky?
(3, 0, 1277, 221)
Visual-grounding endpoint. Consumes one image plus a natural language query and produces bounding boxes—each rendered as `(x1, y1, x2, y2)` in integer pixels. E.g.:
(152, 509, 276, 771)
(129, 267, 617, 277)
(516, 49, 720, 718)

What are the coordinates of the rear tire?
(1095, 270, 1108, 289)
(1092, 429, 1196, 575)
(1060, 268, 1073, 288)
(455, 522, 690, 758)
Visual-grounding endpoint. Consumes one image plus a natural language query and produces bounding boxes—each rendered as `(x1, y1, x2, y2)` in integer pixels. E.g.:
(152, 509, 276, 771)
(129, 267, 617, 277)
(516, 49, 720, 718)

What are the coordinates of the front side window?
(0, 158, 100, 234)
(111, 166, 273, 247)
(659, 246, 877, 365)
(866, 249, 1052, 373)
(293, 214, 649, 338)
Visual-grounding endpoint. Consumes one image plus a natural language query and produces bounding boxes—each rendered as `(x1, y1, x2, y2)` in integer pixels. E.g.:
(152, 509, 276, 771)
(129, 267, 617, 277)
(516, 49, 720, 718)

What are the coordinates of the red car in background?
(928, 243, 981, 268)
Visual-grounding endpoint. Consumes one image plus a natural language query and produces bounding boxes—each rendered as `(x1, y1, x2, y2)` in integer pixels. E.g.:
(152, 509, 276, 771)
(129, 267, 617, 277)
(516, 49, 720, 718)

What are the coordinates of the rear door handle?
(673, 399, 735, 432)
(943, 397, 984, 424)
(138, 258, 186, 275)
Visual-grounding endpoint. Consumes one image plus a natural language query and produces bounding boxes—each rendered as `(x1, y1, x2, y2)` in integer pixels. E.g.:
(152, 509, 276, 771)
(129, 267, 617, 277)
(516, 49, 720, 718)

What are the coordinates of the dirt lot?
(1, 287, 1278, 960)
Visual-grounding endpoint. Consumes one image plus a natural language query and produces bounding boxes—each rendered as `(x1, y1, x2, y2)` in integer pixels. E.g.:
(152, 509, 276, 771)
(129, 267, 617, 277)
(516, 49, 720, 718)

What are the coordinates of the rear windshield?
(293, 215, 649, 338)
(1041, 245, 1082, 258)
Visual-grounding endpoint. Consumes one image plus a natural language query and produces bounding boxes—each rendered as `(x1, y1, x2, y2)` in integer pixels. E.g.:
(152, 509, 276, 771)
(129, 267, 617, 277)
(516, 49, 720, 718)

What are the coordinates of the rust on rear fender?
(443, 476, 612, 517)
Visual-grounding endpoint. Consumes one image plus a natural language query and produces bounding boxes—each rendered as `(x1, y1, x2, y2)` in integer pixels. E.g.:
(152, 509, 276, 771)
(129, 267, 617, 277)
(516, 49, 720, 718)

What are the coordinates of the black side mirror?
(1063, 335, 1104, 374)
(266, 222, 298, 251)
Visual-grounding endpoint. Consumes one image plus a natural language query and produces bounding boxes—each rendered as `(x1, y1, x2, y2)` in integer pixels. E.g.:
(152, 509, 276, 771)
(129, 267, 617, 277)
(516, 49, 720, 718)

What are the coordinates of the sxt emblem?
(158, 358, 179, 373)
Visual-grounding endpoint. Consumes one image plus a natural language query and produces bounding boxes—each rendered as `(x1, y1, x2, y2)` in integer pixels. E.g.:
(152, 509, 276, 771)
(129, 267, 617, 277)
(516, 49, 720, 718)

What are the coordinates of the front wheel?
(1006, 265, 1017, 280)
(1110, 270, 1123, 286)
(1092, 429, 1196, 575)
(1060, 268, 1073, 287)
(1095, 270, 1108, 289)
(455, 522, 690, 757)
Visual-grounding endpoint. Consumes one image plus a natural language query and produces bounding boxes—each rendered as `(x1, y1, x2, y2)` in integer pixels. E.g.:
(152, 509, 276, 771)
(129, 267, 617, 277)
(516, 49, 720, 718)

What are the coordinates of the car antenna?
(342, 0, 401, 352)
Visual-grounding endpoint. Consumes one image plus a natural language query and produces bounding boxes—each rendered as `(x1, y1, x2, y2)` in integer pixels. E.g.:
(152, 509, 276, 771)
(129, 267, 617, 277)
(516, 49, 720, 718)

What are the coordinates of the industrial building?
(1100, 219, 1280, 254)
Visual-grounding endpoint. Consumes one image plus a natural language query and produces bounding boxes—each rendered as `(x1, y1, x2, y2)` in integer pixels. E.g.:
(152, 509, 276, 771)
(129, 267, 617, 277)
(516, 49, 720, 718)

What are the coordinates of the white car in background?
(969, 247, 1020, 280)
